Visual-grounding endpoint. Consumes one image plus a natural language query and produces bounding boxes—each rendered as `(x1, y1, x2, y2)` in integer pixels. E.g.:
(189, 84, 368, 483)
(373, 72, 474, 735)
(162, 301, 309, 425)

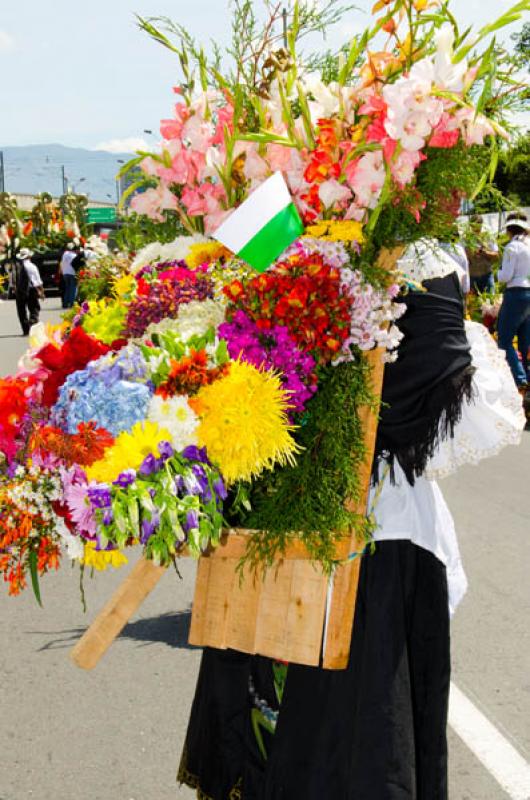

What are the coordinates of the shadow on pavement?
(28, 609, 197, 653)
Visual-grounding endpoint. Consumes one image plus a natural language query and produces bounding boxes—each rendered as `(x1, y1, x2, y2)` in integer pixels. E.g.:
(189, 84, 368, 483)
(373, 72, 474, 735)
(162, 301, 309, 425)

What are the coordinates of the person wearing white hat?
(59, 242, 78, 308)
(497, 212, 530, 391)
(14, 247, 44, 336)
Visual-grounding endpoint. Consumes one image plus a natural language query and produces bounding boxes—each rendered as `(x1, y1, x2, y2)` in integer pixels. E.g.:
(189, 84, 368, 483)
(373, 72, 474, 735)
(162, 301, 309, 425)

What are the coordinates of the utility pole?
(282, 7, 288, 48)
(61, 165, 67, 194)
(0, 151, 4, 193)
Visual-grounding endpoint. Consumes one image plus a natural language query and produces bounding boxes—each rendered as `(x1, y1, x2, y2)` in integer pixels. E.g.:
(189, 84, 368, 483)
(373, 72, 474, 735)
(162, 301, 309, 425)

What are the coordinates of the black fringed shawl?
(374, 271, 475, 485)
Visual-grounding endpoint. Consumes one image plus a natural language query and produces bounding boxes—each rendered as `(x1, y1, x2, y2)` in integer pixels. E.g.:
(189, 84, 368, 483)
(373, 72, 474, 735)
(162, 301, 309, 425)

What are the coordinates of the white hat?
(505, 216, 530, 232)
(66, 242, 75, 250)
(18, 247, 33, 260)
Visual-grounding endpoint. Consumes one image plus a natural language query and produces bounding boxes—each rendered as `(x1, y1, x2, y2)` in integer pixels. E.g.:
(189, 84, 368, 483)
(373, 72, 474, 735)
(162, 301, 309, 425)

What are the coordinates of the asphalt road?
(0, 297, 528, 800)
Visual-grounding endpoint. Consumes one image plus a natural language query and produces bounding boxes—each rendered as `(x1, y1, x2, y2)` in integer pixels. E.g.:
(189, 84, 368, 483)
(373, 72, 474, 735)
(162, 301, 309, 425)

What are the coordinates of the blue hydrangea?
(51, 345, 153, 437)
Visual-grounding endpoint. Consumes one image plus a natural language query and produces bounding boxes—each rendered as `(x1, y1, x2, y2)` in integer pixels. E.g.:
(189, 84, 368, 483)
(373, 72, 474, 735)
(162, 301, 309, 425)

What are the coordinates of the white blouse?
(369, 318, 525, 614)
(497, 236, 530, 288)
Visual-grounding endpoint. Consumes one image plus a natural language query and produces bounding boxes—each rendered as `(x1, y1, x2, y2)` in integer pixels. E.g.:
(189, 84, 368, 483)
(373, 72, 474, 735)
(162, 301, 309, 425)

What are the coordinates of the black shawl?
(374, 271, 475, 485)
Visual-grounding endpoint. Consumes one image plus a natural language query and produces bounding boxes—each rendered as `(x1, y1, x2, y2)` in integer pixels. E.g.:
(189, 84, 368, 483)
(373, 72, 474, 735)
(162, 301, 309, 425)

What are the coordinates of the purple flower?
(102, 508, 113, 526)
(182, 445, 209, 464)
(87, 485, 112, 508)
(183, 509, 199, 532)
(158, 440, 174, 461)
(219, 311, 317, 416)
(139, 453, 159, 476)
(213, 476, 227, 501)
(114, 469, 136, 488)
(140, 510, 160, 545)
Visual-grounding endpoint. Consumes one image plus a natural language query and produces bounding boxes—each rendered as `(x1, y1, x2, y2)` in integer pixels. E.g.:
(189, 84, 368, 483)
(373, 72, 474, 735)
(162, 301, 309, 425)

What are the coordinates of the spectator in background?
(60, 243, 77, 308)
(465, 214, 498, 294)
(497, 212, 530, 393)
(14, 247, 44, 336)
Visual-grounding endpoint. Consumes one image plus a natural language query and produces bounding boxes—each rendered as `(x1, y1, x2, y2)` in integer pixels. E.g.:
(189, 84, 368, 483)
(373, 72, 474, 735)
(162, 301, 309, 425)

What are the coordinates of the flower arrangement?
(1, 0, 525, 601)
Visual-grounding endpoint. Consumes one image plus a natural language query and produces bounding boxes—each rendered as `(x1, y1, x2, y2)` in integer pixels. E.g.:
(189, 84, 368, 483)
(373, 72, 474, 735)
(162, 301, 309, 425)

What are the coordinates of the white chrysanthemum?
(131, 234, 208, 272)
(173, 299, 226, 340)
(142, 299, 226, 344)
(147, 395, 199, 452)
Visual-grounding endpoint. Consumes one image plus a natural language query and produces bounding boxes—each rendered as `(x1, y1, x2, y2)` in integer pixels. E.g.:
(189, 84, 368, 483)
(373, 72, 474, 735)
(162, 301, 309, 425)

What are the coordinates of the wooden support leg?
(70, 557, 167, 670)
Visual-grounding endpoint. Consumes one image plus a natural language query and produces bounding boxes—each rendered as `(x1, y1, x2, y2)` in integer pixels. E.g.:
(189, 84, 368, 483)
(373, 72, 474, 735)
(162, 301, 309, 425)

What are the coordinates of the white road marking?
(449, 682, 530, 800)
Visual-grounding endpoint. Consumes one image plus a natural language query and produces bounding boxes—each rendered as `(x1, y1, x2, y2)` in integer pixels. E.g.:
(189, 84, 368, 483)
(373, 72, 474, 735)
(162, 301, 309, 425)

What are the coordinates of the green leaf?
(118, 178, 150, 212)
(116, 155, 145, 179)
(136, 15, 180, 54)
(28, 549, 43, 607)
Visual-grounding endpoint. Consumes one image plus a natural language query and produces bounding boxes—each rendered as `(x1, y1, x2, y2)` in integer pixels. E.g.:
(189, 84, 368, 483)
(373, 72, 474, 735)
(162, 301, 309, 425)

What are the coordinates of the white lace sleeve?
(397, 238, 466, 284)
(424, 320, 526, 480)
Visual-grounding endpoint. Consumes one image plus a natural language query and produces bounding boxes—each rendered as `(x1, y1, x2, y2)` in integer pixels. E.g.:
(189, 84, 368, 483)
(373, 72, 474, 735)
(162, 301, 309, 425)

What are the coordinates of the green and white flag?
(214, 172, 304, 272)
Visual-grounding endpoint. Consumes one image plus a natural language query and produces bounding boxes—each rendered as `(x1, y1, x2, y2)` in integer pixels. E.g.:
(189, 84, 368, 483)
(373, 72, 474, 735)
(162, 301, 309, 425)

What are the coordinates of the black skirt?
(178, 540, 450, 800)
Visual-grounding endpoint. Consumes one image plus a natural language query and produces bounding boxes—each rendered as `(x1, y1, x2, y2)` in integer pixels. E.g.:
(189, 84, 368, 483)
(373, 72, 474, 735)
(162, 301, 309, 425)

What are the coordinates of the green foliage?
(491, 134, 530, 206)
(228, 355, 378, 573)
(115, 211, 187, 252)
(512, 21, 530, 68)
(137, 1, 355, 97)
(370, 144, 490, 249)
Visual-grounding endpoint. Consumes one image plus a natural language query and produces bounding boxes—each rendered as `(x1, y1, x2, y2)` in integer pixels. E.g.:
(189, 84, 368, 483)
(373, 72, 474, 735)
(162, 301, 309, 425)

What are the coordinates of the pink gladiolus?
(429, 128, 460, 148)
(182, 114, 215, 153)
(267, 142, 295, 174)
(391, 150, 426, 187)
(345, 151, 386, 209)
(181, 186, 208, 216)
(130, 187, 165, 221)
(160, 119, 184, 140)
(318, 179, 352, 209)
(140, 157, 160, 177)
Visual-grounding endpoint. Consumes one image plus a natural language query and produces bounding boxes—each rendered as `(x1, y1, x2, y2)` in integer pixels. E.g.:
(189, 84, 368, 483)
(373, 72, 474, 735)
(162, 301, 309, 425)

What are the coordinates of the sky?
(0, 0, 527, 153)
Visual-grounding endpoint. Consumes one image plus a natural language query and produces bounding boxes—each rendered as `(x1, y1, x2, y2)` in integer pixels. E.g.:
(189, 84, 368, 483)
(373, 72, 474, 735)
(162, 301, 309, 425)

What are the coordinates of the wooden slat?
(224, 564, 262, 653)
(322, 348, 385, 669)
(70, 556, 167, 670)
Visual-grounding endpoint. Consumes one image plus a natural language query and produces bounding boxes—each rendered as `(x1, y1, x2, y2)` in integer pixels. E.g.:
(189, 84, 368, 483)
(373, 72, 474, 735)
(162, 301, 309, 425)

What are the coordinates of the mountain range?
(0, 143, 137, 203)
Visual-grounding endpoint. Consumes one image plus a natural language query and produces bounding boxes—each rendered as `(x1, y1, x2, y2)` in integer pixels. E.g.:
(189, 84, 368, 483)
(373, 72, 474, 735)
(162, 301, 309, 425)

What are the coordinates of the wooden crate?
(188, 347, 384, 669)
(71, 347, 384, 671)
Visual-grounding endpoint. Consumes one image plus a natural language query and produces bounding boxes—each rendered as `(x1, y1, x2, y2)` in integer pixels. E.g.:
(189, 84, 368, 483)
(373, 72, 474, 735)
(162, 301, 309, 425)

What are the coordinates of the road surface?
(0, 297, 528, 799)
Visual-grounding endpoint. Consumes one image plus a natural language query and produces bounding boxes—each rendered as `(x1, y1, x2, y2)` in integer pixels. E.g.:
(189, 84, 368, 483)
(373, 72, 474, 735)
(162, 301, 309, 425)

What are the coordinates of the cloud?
(94, 137, 150, 154)
(0, 30, 15, 53)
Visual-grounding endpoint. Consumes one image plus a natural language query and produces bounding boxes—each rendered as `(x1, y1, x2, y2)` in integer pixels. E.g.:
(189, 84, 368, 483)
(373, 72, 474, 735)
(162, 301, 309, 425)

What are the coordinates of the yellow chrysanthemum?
(304, 219, 364, 243)
(86, 421, 172, 484)
(80, 541, 128, 571)
(112, 273, 136, 298)
(186, 241, 232, 269)
(194, 361, 300, 484)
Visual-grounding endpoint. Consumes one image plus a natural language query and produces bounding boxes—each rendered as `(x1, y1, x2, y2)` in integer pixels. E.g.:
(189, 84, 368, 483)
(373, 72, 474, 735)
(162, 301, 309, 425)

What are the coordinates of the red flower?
(0, 377, 31, 459)
(37, 327, 111, 407)
(304, 150, 340, 184)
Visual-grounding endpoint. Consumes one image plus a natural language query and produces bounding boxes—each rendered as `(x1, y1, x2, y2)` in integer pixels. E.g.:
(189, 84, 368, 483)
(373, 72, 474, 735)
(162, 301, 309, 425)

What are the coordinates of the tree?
(512, 22, 530, 70)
